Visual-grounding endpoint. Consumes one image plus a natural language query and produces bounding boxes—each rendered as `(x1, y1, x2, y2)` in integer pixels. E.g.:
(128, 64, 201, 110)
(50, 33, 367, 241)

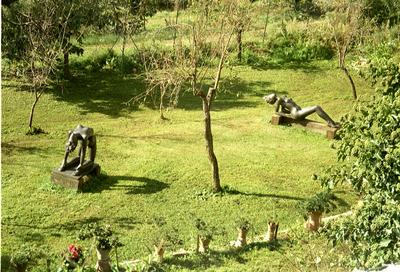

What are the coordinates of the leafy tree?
(363, 0, 400, 26)
(317, 59, 400, 268)
(228, 0, 253, 62)
(59, 0, 103, 78)
(132, 0, 239, 192)
(2, 0, 74, 133)
(324, 0, 364, 100)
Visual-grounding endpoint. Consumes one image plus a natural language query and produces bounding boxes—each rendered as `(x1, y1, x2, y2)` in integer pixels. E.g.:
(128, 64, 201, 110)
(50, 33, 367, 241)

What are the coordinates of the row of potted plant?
(10, 190, 338, 271)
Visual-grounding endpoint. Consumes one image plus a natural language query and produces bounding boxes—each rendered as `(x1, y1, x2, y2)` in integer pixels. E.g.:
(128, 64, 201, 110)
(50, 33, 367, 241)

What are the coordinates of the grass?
(1, 59, 373, 271)
(1, 3, 378, 270)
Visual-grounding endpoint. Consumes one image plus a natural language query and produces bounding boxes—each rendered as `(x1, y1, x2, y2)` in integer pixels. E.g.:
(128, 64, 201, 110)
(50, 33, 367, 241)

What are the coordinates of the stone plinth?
(271, 114, 339, 139)
(51, 161, 100, 191)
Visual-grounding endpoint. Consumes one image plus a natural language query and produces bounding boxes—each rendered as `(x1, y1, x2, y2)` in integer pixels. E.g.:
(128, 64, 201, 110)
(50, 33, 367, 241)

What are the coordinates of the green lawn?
(1, 56, 374, 271)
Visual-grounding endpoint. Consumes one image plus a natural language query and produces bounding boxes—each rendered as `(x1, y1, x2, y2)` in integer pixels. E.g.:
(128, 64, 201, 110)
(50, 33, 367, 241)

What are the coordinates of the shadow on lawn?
(222, 187, 307, 201)
(86, 174, 169, 195)
(52, 71, 146, 118)
(247, 59, 324, 74)
(175, 77, 287, 111)
(54, 70, 283, 115)
(1, 142, 50, 156)
(165, 240, 286, 270)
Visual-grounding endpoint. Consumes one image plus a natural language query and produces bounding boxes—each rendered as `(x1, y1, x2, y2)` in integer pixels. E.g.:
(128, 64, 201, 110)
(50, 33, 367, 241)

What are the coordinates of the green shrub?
(267, 32, 334, 62)
(318, 60, 400, 269)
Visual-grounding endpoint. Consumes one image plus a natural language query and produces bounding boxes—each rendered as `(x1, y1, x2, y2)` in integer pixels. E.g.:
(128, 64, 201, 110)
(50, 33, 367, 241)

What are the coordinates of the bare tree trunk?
(237, 28, 242, 62)
(262, 5, 270, 43)
(121, 34, 126, 73)
(160, 88, 166, 120)
(28, 90, 41, 131)
(63, 51, 71, 78)
(173, 0, 180, 50)
(201, 94, 221, 193)
(342, 66, 357, 100)
(338, 47, 357, 100)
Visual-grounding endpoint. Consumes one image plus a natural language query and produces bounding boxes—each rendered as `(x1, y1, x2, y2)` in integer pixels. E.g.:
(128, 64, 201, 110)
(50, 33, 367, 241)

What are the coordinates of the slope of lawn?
(1, 55, 374, 271)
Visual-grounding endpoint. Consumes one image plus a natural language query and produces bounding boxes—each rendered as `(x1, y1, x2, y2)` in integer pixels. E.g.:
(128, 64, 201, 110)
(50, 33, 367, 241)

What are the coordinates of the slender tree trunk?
(63, 51, 70, 79)
(262, 6, 270, 43)
(160, 88, 166, 120)
(173, 0, 180, 51)
(237, 28, 242, 62)
(28, 91, 41, 131)
(342, 66, 357, 100)
(121, 33, 126, 73)
(201, 96, 221, 193)
(338, 47, 357, 100)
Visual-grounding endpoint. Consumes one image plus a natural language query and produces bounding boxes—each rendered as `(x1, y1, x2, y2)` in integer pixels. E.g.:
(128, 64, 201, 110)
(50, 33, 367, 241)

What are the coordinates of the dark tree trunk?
(262, 13, 269, 43)
(338, 47, 357, 100)
(173, 0, 180, 50)
(237, 28, 242, 62)
(201, 95, 221, 193)
(160, 88, 166, 120)
(342, 66, 357, 100)
(63, 51, 71, 79)
(28, 91, 41, 131)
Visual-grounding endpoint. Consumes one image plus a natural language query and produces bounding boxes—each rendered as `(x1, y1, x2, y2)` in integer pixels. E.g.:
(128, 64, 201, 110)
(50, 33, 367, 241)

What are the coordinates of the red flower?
(68, 244, 81, 260)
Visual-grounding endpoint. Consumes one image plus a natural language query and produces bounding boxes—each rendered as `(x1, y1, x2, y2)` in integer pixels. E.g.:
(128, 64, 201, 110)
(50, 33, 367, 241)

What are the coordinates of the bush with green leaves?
(194, 218, 218, 241)
(235, 217, 251, 231)
(10, 244, 43, 272)
(301, 190, 338, 216)
(317, 59, 400, 269)
(78, 223, 122, 250)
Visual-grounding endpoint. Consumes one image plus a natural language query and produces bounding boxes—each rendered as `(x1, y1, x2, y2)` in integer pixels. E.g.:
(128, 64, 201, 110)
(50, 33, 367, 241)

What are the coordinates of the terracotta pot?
(236, 228, 248, 247)
(305, 211, 322, 231)
(96, 248, 112, 272)
(14, 263, 28, 272)
(198, 237, 211, 253)
(154, 244, 165, 263)
(265, 222, 279, 242)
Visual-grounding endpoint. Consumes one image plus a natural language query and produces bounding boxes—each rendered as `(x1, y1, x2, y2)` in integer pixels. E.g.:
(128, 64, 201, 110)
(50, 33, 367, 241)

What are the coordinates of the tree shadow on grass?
(174, 77, 288, 111)
(1, 142, 51, 156)
(222, 186, 307, 201)
(52, 71, 146, 118)
(86, 175, 169, 195)
(2, 215, 139, 235)
(165, 240, 286, 270)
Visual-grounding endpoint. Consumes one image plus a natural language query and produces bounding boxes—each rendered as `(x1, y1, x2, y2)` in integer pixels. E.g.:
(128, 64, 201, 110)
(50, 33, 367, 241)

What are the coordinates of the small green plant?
(148, 216, 183, 248)
(302, 190, 338, 216)
(194, 218, 216, 241)
(10, 244, 42, 272)
(235, 217, 251, 231)
(58, 244, 85, 271)
(78, 223, 122, 250)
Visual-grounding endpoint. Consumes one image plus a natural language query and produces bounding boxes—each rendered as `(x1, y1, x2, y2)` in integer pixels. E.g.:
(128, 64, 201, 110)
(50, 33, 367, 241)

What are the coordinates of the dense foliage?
(318, 59, 400, 268)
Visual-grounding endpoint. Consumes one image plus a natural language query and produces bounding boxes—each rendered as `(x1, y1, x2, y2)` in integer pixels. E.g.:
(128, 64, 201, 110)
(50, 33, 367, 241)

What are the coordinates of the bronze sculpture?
(263, 93, 339, 128)
(59, 124, 97, 176)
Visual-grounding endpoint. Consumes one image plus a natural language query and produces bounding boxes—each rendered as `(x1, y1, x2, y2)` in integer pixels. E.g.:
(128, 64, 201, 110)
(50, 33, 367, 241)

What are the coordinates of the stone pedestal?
(51, 159, 100, 191)
(270, 114, 339, 139)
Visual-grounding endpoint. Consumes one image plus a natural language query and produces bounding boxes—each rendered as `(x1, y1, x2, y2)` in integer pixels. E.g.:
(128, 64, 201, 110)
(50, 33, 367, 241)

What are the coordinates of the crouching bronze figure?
(59, 124, 97, 176)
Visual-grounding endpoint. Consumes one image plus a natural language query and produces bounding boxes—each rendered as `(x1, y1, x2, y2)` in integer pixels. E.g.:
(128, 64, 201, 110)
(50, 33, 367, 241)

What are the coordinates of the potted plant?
(302, 190, 338, 231)
(233, 218, 251, 247)
(10, 244, 43, 272)
(78, 223, 122, 272)
(194, 218, 216, 253)
(58, 244, 84, 271)
(10, 246, 32, 272)
(148, 217, 183, 263)
(265, 221, 279, 242)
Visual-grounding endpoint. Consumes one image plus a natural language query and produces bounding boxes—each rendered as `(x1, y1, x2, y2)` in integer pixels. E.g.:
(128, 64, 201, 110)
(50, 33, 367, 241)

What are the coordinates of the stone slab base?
(271, 114, 338, 139)
(51, 163, 100, 191)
